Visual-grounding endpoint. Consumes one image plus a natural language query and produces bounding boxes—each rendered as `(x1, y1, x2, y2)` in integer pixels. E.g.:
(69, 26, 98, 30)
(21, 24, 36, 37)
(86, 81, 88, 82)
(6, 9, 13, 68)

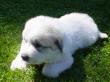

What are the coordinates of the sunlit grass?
(0, 0, 110, 82)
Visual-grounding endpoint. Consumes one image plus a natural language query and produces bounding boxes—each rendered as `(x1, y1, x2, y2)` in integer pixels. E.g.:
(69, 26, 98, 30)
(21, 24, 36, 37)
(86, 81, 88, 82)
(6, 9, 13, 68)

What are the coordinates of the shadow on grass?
(33, 38, 108, 82)
(0, 0, 110, 81)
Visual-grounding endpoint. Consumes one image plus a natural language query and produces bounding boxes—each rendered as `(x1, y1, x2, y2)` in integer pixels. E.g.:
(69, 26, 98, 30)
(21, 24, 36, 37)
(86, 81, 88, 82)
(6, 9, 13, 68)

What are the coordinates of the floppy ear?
(37, 25, 63, 51)
(46, 26, 63, 52)
(54, 40, 62, 52)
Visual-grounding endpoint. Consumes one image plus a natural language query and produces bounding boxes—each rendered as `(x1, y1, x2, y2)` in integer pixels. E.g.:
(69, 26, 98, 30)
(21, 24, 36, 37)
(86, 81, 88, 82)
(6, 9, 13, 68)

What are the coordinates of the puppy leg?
(10, 54, 28, 70)
(42, 56, 74, 78)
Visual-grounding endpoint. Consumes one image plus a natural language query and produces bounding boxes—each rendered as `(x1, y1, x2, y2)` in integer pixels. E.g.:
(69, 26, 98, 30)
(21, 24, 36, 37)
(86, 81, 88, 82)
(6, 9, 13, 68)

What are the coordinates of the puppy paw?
(42, 69, 59, 78)
(10, 59, 27, 70)
(42, 65, 60, 78)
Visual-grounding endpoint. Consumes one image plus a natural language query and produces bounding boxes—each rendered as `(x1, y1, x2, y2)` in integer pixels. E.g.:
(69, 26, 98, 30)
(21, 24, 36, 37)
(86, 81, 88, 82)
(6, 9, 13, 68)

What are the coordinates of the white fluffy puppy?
(10, 13, 108, 77)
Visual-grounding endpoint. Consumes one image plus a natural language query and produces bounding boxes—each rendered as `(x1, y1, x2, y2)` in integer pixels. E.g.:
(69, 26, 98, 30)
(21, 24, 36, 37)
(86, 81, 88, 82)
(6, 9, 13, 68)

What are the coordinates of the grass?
(0, 0, 110, 82)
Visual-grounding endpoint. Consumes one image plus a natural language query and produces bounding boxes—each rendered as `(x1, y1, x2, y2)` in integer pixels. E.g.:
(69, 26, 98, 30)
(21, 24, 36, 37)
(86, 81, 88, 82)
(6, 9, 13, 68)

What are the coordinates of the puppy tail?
(99, 32, 108, 39)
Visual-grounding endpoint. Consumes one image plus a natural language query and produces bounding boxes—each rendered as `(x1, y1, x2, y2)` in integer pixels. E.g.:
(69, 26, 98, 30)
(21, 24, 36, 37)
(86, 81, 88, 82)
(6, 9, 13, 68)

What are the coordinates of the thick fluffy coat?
(10, 13, 108, 77)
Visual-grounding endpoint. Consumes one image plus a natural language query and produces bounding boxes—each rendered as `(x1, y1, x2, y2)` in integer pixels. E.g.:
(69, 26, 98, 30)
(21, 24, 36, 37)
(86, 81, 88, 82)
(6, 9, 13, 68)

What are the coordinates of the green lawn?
(0, 0, 110, 82)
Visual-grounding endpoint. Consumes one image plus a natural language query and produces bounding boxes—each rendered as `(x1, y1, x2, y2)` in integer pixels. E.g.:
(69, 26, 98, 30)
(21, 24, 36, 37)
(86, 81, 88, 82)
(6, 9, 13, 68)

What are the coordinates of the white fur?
(10, 13, 108, 77)
(10, 54, 27, 70)
(99, 32, 108, 39)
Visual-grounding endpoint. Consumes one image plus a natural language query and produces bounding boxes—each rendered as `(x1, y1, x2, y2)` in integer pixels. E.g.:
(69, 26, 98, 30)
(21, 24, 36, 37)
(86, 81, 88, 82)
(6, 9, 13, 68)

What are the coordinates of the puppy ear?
(38, 25, 63, 51)
(46, 26, 63, 52)
(55, 40, 62, 52)
(46, 33, 63, 52)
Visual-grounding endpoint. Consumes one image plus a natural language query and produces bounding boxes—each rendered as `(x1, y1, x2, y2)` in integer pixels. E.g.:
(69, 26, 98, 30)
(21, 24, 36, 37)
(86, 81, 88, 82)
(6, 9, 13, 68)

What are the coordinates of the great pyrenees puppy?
(10, 13, 108, 77)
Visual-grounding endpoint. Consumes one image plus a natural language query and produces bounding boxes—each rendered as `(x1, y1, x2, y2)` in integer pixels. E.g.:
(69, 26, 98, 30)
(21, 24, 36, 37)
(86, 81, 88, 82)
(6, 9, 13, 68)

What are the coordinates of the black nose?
(21, 56, 29, 61)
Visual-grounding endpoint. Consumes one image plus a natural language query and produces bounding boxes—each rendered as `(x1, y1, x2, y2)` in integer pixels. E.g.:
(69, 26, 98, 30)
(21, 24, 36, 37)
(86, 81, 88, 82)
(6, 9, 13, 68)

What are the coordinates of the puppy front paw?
(42, 69, 59, 78)
(42, 65, 59, 78)
(10, 59, 27, 70)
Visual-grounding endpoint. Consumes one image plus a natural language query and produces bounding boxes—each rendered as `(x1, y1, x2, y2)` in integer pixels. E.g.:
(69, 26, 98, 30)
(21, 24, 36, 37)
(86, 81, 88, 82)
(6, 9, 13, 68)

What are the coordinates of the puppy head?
(19, 21, 63, 64)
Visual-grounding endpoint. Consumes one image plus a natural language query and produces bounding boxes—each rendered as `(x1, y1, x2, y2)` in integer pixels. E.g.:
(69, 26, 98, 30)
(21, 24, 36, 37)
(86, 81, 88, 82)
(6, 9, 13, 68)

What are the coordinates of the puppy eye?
(33, 42, 42, 48)
(31, 40, 50, 52)
(32, 42, 46, 52)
